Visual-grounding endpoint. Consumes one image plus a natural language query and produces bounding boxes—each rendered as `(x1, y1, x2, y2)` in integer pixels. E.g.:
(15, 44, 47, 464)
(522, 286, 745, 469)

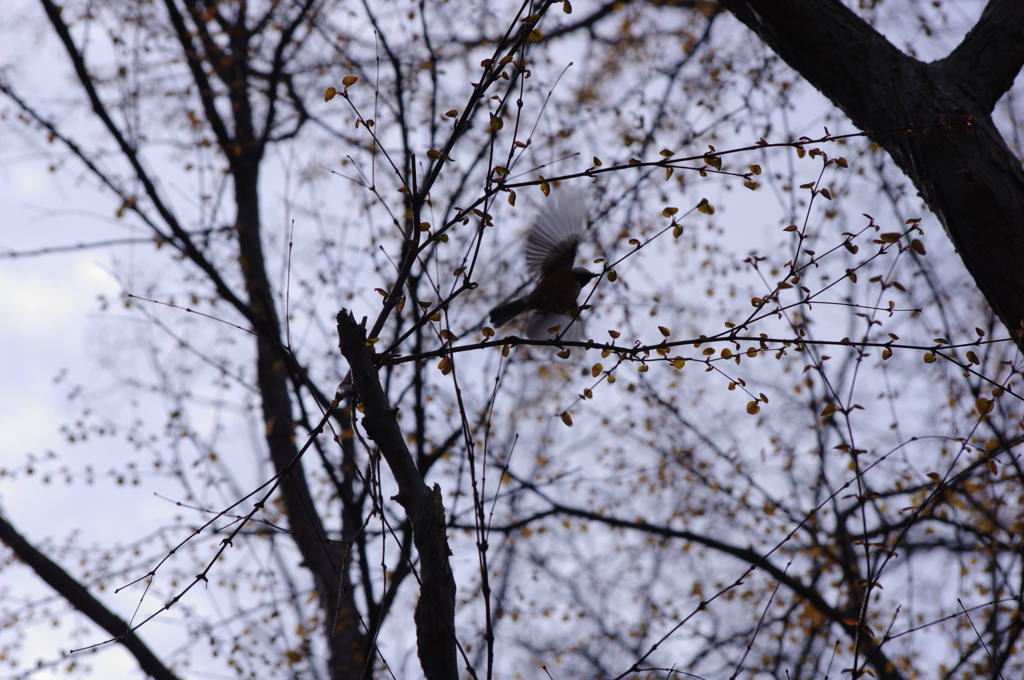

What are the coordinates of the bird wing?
(525, 311, 588, 342)
(524, 190, 588, 280)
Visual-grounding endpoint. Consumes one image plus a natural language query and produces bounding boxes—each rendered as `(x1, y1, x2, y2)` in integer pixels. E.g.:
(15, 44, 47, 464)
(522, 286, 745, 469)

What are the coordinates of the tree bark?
(719, 0, 1024, 350)
(337, 311, 458, 680)
(233, 159, 365, 676)
(0, 514, 180, 680)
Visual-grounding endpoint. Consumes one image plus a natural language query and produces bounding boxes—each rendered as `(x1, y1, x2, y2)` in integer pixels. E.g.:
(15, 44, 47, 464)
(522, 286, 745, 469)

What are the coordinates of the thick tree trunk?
(719, 0, 1024, 350)
(233, 166, 366, 678)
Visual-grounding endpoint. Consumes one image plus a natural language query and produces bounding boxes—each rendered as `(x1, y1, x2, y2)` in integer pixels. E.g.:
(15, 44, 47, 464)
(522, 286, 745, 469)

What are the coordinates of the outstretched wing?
(524, 190, 588, 280)
(525, 310, 588, 343)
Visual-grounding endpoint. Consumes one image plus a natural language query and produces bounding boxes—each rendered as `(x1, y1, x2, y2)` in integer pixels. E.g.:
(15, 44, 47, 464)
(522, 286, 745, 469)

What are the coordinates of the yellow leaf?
(591, 363, 603, 378)
(560, 411, 573, 426)
(746, 401, 760, 415)
(324, 87, 337, 102)
(820, 404, 836, 417)
(342, 75, 358, 87)
(923, 352, 936, 363)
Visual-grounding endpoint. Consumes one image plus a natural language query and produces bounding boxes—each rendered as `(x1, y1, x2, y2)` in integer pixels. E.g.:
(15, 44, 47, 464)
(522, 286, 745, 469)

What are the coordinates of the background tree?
(1, 1, 1022, 680)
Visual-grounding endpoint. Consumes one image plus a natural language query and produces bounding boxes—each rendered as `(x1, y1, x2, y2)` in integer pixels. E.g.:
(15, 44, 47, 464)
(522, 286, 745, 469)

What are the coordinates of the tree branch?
(941, 0, 1024, 112)
(0, 513, 180, 680)
(718, 0, 1024, 352)
(337, 311, 458, 680)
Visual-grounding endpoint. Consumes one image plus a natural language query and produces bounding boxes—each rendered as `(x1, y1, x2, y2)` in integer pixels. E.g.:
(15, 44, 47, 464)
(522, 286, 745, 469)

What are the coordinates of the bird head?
(572, 268, 598, 286)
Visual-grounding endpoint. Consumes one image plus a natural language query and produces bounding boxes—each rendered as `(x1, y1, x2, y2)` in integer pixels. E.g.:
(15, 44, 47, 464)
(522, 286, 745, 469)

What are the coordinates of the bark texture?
(0, 514, 180, 680)
(720, 0, 1024, 349)
(337, 311, 458, 680)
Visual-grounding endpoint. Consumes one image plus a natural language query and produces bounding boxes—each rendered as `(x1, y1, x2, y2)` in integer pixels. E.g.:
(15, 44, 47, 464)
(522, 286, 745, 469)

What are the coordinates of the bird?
(488, 190, 597, 341)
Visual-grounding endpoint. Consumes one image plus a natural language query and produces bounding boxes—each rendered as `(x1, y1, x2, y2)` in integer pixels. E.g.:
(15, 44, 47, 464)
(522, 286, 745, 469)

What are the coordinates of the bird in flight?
(489, 191, 597, 341)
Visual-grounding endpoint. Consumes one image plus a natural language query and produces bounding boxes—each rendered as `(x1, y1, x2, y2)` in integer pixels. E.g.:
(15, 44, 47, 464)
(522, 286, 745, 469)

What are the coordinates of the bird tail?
(489, 298, 529, 327)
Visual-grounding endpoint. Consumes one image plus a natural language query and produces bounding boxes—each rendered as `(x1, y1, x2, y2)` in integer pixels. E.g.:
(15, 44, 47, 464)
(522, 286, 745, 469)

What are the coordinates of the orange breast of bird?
(524, 268, 583, 314)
